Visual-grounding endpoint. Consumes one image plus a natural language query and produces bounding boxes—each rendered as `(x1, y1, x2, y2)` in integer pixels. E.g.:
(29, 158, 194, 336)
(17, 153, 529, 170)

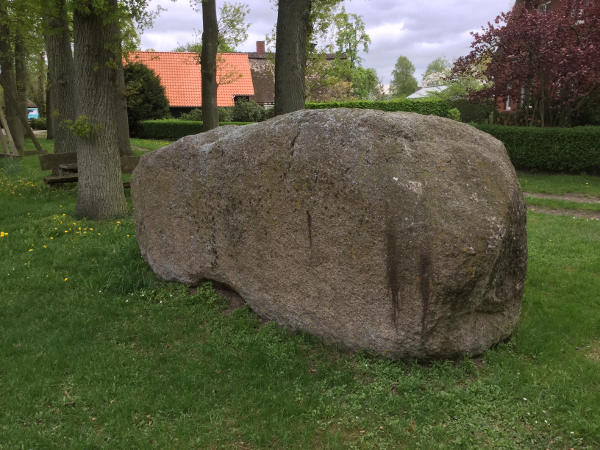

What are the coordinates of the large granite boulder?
(131, 109, 527, 359)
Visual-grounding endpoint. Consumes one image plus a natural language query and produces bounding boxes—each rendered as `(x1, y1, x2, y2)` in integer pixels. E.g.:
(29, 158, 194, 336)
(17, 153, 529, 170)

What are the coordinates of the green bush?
(305, 98, 454, 118)
(447, 108, 461, 122)
(179, 108, 233, 122)
(232, 100, 266, 122)
(219, 107, 234, 122)
(124, 63, 170, 136)
(180, 108, 203, 121)
(138, 119, 252, 140)
(448, 99, 494, 124)
(474, 124, 600, 173)
(29, 117, 46, 130)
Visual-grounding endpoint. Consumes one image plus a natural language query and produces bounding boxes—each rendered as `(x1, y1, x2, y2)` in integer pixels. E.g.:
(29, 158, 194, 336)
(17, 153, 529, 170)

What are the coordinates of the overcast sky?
(140, 0, 515, 85)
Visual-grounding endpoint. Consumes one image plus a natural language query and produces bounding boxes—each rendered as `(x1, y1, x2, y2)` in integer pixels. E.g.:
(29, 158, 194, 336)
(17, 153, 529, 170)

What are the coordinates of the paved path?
(524, 191, 600, 204)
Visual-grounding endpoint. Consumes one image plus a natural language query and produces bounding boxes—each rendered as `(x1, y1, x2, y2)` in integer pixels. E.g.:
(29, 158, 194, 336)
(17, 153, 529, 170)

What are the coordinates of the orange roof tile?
(126, 51, 255, 108)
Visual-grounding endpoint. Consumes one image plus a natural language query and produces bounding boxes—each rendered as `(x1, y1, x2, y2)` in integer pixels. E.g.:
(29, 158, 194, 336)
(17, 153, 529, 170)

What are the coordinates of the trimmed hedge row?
(474, 124, 600, 173)
(137, 119, 252, 140)
(306, 99, 454, 118)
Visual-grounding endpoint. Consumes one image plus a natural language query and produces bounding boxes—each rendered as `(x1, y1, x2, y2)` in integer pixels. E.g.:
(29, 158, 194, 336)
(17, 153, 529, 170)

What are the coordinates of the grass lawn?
(518, 172, 600, 198)
(1, 139, 599, 448)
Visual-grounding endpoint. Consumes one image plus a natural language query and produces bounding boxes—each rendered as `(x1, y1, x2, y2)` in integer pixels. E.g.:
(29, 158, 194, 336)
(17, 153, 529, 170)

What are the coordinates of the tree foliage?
(331, 6, 370, 66)
(423, 57, 450, 81)
(183, 1, 250, 53)
(305, 3, 381, 101)
(124, 62, 169, 134)
(390, 56, 418, 98)
(454, 0, 600, 127)
(217, 1, 250, 52)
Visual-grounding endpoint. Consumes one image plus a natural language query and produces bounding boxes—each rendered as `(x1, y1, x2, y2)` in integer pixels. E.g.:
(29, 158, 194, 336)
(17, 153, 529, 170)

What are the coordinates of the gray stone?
(131, 109, 527, 359)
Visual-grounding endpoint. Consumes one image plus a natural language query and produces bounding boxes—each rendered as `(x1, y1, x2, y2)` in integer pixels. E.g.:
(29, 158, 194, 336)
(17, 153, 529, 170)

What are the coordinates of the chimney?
(256, 41, 265, 55)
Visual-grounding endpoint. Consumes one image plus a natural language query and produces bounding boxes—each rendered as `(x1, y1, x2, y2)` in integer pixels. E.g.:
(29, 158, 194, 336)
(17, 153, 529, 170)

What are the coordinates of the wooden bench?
(39, 152, 140, 186)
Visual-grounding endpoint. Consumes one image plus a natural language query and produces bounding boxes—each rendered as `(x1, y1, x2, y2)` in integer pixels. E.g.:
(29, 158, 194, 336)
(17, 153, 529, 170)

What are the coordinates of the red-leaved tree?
(454, 0, 600, 126)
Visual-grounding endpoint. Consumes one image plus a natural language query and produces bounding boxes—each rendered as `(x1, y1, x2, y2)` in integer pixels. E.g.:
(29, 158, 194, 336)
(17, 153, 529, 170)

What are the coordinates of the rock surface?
(131, 109, 527, 359)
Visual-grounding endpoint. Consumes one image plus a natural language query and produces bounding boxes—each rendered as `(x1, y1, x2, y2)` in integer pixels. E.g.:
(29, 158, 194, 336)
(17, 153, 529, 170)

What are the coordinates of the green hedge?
(306, 99, 454, 118)
(449, 99, 494, 124)
(30, 118, 47, 130)
(474, 125, 600, 173)
(137, 120, 252, 140)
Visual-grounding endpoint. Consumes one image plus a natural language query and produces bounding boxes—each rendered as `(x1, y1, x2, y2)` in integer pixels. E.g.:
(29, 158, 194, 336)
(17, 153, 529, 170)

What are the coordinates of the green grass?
(1, 140, 599, 447)
(518, 171, 600, 198)
(129, 138, 172, 152)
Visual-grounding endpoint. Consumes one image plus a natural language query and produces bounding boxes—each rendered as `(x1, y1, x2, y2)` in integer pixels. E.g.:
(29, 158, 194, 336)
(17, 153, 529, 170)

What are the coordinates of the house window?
(234, 95, 250, 104)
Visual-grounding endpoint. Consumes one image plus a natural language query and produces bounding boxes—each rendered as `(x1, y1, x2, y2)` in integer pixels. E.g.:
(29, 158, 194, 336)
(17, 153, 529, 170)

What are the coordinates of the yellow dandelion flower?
(28, 248, 33, 252)
(50, 237, 54, 240)
(43, 245, 47, 249)
(89, 227, 94, 231)
(64, 277, 69, 282)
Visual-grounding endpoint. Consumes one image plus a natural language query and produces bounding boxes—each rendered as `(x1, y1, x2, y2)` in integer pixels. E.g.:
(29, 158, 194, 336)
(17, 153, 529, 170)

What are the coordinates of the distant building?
(126, 51, 255, 115)
(247, 41, 275, 108)
(407, 86, 448, 99)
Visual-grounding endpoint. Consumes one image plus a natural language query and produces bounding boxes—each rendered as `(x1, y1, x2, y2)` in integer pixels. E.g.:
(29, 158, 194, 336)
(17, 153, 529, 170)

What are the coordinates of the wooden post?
(0, 106, 19, 156)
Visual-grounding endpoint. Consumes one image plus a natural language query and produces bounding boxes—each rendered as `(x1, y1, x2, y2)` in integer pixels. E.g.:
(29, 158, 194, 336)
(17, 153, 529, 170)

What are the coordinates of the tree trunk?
(36, 51, 47, 118)
(46, 74, 54, 138)
(73, 0, 127, 219)
(274, 0, 312, 116)
(44, 0, 76, 153)
(116, 62, 132, 155)
(0, 2, 25, 153)
(15, 26, 28, 126)
(201, 0, 218, 131)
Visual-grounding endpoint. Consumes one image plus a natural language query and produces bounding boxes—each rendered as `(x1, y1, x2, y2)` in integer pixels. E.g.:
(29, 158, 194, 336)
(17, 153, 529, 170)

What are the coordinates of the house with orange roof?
(126, 51, 255, 115)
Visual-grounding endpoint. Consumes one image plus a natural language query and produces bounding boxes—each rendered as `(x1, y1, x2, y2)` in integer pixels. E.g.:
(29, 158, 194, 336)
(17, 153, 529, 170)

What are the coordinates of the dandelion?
(43, 245, 47, 249)
(28, 248, 33, 252)
(89, 227, 94, 231)
(64, 277, 69, 282)
(126, 234, 130, 238)
(0, 231, 7, 238)
(50, 237, 54, 240)
(116, 221, 121, 225)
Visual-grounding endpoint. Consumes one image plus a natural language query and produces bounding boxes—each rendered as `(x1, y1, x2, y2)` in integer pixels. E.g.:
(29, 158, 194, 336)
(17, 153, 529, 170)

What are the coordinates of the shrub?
(448, 99, 494, 124)
(180, 108, 203, 121)
(447, 108, 461, 121)
(218, 107, 233, 122)
(305, 98, 454, 118)
(232, 100, 266, 122)
(179, 108, 233, 122)
(124, 63, 170, 136)
(137, 119, 252, 140)
(29, 118, 46, 130)
(474, 124, 600, 173)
